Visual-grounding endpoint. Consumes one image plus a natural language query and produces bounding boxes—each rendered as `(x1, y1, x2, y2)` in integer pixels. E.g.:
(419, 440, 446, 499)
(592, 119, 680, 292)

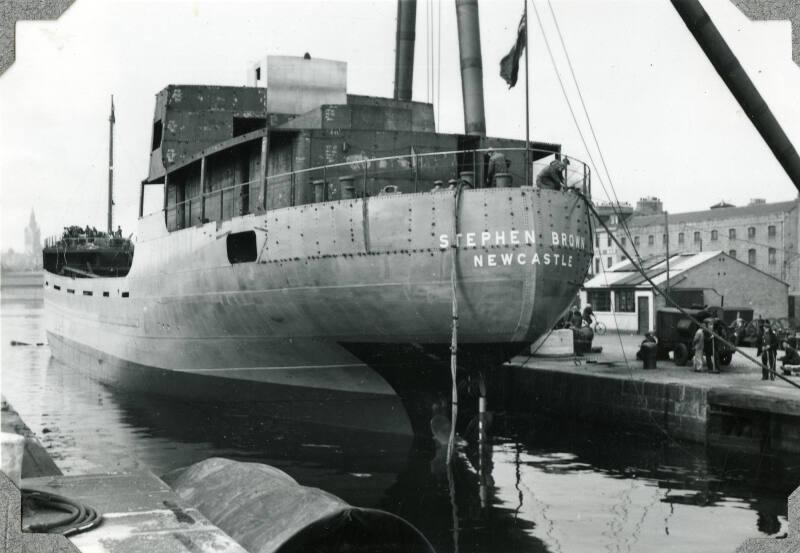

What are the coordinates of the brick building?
(591, 197, 800, 318)
(581, 251, 789, 333)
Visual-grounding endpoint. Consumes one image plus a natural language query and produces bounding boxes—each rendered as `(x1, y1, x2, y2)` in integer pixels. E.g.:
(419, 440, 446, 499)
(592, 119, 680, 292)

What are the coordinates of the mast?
(394, 0, 417, 101)
(455, 0, 486, 135)
(670, 0, 800, 192)
(108, 95, 115, 233)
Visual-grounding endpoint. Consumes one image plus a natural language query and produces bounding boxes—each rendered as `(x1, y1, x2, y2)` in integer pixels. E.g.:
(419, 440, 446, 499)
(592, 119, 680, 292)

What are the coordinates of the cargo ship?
(43, 0, 593, 434)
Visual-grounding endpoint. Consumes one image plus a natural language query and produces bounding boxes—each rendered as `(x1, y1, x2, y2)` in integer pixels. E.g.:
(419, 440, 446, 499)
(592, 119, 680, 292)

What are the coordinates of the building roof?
(583, 250, 775, 289)
(625, 199, 797, 229)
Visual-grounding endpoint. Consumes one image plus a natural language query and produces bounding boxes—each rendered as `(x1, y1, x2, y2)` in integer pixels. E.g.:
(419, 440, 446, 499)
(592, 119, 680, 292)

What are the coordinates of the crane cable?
(577, 191, 800, 391)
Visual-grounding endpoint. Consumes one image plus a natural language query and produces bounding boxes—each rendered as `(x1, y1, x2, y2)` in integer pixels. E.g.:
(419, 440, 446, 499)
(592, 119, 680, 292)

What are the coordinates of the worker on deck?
(115, 225, 122, 238)
(536, 158, 569, 190)
(485, 148, 509, 188)
(569, 305, 583, 328)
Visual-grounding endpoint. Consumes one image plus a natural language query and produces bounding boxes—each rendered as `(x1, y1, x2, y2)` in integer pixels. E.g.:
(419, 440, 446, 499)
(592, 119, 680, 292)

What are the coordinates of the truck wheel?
(719, 352, 733, 366)
(673, 343, 689, 366)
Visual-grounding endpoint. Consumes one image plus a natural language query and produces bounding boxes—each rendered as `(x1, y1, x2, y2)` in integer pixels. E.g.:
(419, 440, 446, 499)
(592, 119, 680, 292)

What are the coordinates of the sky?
(1, 0, 798, 252)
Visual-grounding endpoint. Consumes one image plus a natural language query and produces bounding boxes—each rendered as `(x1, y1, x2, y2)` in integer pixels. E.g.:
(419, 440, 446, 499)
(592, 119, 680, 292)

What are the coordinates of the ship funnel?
(393, 0, 417, 101)
(455, 0, 486, 135)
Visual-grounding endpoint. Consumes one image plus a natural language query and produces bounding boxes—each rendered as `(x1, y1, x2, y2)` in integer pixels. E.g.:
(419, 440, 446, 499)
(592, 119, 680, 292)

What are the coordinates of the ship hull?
(44, 187, 592, 434)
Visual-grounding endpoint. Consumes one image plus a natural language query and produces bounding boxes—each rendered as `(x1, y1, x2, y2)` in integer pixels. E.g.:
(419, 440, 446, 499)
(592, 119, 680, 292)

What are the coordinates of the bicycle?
(589, 320, 606, 335)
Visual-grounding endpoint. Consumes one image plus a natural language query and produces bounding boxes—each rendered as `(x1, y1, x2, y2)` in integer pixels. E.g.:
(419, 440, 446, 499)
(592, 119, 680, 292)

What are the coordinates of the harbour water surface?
(2, 284, 794, 553)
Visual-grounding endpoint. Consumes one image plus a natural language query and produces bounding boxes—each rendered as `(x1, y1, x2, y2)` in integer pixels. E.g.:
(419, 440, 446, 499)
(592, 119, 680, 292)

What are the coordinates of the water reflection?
(1, 294, 795, 553)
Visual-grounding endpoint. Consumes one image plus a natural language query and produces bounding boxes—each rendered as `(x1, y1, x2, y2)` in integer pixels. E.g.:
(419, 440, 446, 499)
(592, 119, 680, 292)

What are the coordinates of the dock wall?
(495, 365, 708, 443)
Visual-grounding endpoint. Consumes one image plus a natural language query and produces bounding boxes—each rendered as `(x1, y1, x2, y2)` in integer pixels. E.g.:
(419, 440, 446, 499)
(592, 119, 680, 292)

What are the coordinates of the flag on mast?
(499, 12, 527, 88)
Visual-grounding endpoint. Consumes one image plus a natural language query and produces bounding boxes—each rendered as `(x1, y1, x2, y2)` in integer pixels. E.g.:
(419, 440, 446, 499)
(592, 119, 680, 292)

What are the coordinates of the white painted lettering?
(553, 253, 560, 265)
(552, 232, 559, 245)
(561, 233, 567, 246)
(495, 231, 506, 245)
(439, 234, 449, 249)
(568, 234, 574, 247)
(488, 254, 497, 267)
(501, 253, 513, 265)
(466, 232, 476, 247)
(474, 255, 483, 268)
(532, 253, 541, 264)
(510, 230, 520, 245)
(517, 253, 527, 264)
(568, 255, 573, 267)
(544, 253, 551, 265)
(481, 231, 492, 246)
(455, 233, 463, 247)
(525, 230, 536, 244)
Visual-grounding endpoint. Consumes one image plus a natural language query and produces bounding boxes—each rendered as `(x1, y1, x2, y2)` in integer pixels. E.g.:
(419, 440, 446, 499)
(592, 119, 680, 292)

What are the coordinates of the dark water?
(2, 288, 795, 553)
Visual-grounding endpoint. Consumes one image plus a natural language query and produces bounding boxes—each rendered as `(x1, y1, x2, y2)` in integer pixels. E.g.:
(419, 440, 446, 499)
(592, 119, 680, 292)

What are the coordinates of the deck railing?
(157, 147, 591, 232)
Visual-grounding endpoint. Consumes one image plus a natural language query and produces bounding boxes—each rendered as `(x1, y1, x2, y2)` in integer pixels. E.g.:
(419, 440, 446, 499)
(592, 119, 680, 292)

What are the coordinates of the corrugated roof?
(584, 251, 721, 289)
(628, 200, 797, 228)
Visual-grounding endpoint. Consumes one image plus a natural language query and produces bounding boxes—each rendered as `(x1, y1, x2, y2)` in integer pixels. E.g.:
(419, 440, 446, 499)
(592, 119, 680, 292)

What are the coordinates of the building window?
(678, 232, 684, 245)
(693, 231, 701, 243)
(595, 258, 600, 274)
(768, 225, 776, 238)
(662, 233, 666, 244)
(769, 248, 776, 265)
(634, 236, 640, 246)
(595, 234, 600, 248)
(648, 235, 654, 246)
(729, 228, 736, 240)
(748, 227, 756, 239)
(729, 249, 736, 259)
(621, 236, 626, 246)
(151, 120, 163, 151)
(587, 290, 611, 312)
(607, 235, 612, 248)
(615, 289, 635, 313)
(607, 257, 613, 268)
(748, 248, 756, 265)
(711, 230, 718, 241)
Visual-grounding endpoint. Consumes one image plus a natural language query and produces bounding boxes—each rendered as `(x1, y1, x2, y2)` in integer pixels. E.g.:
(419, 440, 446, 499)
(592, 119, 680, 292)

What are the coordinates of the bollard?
(459, 171, 475, 187)
(339, 176, 355, 200)
(494, 172, 512, 187)
(313, 180, 326, 203)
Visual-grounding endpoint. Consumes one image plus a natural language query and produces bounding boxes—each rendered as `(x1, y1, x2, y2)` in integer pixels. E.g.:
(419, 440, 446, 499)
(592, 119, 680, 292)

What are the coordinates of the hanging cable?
(578, 191, 800, 390)
(448, 181, 465, 464)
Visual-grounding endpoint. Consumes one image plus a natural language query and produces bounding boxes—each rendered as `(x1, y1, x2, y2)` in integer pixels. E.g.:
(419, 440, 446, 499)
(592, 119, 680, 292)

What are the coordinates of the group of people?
(565, 303, 595, 329)
(691, 321, 723, 374)
(484, 148, 573, 191)
(61, 225, 124, 240)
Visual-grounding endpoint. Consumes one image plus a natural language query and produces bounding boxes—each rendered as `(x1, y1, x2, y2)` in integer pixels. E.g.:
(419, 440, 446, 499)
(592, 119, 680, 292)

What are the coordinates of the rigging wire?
(532, 0, 642, 264)
(529, 1, 642, 263)
(437, 0, 442, 118)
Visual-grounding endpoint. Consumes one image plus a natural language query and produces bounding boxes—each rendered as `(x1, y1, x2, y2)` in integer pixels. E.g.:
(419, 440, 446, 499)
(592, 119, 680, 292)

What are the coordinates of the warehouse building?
(580, 251, 789, 334)
(591, 197, 800, 318)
